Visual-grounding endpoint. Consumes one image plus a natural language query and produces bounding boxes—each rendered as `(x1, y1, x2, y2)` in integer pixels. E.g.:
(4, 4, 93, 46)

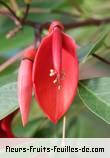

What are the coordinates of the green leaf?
(78, 32, 107, 64)
(12, 117, 46, 137)
(0, 81, 18, 120)
(0, 27, 34, 53)
(0, 72, 18, 119)
(28, 12, 76, 23)
(78, 43, 93, 63)
(76, 111, 110, 137)
(0, 71, 17, 86)
(79, 52, 110, 80)
(78, 77, 110, 124)
(0, 72, 44, 120)
(30, 0, 64, 10)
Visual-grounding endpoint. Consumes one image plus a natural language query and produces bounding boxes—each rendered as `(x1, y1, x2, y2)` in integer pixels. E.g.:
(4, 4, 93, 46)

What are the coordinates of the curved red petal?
(18, 60, 33, 126)
(0, 130, 7, 138)
(0, 112, 16, 138)
(0, 121, 7, 137)
(33, 32, 78, 123)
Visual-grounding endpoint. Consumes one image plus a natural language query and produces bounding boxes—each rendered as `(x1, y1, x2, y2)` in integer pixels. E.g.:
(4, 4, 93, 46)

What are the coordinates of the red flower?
(0, 112, 16, 138)
(33, 21, 79, 123)
(18, 46, 36, 126)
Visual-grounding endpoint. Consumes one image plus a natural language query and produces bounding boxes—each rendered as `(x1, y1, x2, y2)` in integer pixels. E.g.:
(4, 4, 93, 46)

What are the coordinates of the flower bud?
(18, 46, 36, 126)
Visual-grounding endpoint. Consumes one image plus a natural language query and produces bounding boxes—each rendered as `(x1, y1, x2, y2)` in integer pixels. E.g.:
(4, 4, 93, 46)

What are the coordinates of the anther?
(58, 85, 61, 90)
(49, 72, 55, 77)
(53, 78, 58, 84)
(49, 69, 66, 90)
(49, 69, 56, 77)
(50, 69, 55, 73)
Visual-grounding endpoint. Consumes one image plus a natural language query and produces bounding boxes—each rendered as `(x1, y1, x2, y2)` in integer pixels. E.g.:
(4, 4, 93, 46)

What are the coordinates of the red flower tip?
(23, 46, 36, 61)
(49, 21, 64, 33)
(18, 47, 36, 126)
(33, 21, 79, 123)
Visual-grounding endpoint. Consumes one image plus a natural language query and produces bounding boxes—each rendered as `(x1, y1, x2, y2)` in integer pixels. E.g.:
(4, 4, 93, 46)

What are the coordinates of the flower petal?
(33, 32, 78, 123)
(0, 112, 16, 138)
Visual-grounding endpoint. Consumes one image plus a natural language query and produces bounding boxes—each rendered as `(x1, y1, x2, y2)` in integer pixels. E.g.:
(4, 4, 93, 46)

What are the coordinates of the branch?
(1, 10, 110, 30)
(1, 1, 110, 30)
(6, 25, 22, 39)
(0, 0, 20, 22)
(0, 45, 32, 72)
(22, 4, 30, 23)
(0, 41, 42, 72)
(41, 18, 110, 30)
(0, 10, 19, 24)
(66, 18, 110, 29)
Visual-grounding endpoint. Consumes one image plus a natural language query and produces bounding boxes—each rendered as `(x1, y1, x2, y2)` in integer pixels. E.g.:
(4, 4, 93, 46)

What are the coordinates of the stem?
(62, 116, 66, 139)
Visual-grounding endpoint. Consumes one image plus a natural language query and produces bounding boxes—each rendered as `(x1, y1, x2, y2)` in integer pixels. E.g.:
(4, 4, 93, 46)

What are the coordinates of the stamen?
(49, 69, 56, 77)
(50, 69, 55, 73)
(49, 72, 55, 77)
(49, 69, 65, 90)
(53, 78, 58, 84)
(58, 85, 61, 90)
